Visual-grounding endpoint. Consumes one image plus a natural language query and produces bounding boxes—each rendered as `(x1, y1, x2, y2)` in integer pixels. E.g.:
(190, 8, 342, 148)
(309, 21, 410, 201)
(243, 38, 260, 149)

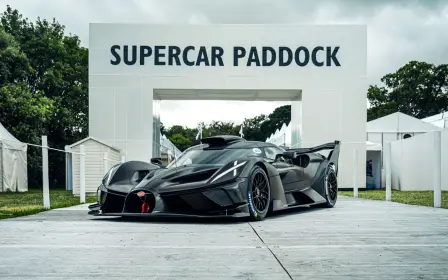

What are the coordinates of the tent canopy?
(367, 112, 441, 133)
(267, 122, 383, 152)
(421, 112, 448, 129)
(0, 122, 28, 192)
(366, 141, 382, 151)
(160, 133, 182, 158)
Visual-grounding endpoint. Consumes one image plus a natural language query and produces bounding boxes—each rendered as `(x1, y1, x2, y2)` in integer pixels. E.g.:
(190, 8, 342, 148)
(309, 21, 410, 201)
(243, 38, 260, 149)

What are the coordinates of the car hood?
(132, 164, 224, 193)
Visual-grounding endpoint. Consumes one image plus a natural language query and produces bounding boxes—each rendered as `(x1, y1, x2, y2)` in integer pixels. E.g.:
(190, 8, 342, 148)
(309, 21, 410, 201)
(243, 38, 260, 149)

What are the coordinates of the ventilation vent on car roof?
(200, 135, 245, 146)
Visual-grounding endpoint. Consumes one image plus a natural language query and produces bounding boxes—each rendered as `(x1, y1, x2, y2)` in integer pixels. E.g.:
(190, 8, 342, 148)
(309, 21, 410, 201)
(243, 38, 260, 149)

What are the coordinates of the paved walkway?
(1, 196, 447, 279)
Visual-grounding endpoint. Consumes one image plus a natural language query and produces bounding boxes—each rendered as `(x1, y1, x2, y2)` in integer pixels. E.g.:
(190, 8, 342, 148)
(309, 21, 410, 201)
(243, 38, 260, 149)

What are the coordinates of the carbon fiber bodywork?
(88, 135, 341, 220)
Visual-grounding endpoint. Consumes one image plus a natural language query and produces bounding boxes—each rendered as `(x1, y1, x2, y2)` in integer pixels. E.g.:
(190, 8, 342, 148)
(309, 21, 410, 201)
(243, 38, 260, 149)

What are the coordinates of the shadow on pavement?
(90, 205, 323, 224)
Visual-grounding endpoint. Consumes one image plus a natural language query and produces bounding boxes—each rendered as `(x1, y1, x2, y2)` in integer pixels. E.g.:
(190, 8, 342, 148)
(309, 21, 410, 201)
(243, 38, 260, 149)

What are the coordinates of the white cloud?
(1, 0, 447, 128)
(187, 14, 209, 24)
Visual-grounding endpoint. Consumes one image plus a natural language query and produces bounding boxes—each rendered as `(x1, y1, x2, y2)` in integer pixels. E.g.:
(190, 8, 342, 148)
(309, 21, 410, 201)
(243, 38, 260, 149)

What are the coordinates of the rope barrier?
(0, 136, 183, 157)
(0, 137, 84, 155)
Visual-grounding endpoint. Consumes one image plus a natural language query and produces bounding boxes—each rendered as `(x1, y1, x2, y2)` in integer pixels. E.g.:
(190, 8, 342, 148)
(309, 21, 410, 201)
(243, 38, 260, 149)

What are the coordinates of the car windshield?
(166, 146, 261, 168)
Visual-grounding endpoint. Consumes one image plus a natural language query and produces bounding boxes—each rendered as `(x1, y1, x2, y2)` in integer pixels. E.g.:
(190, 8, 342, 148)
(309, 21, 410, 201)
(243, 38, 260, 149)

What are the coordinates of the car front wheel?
(246, 166, 271, 221)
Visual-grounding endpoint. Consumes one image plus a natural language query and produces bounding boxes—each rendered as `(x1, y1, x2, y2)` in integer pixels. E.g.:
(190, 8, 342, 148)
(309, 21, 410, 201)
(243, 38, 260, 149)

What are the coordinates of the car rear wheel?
(247, 166, 271, 221)
(323, 164, 338, 207)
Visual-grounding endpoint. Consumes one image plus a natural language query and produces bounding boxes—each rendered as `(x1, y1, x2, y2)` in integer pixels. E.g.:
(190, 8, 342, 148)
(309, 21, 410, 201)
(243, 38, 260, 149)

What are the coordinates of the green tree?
(367, 61, 448, 121)
(241, 114, 268, 141)
(0, 26, 30, 84)
(0, 84, 55, 187)
(205, 121, 239, 137)
(165, 125, 198, 150)
(260, 105, 291, 140)
(163, 105, 292, 149)
(160, 122, 167, 135)
(240, 104, 291, 141)
(169, 133, 193, 152)
(1, 6, 88, 188)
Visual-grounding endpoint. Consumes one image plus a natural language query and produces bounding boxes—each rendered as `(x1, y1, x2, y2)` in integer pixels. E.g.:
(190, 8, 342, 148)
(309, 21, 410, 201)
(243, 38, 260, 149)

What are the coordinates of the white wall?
(71, 139, 121, 195)
(290, 100, 302, 147)
(389, 129, 448, 191)
(89, 24, 367, 188)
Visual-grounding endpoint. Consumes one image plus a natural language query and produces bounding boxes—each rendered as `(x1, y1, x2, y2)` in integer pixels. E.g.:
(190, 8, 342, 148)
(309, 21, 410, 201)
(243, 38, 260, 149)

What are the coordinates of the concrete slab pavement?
(1, 196, 447, 279)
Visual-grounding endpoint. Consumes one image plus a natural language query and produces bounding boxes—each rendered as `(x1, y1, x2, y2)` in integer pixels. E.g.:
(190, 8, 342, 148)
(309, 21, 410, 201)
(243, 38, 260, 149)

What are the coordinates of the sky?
(1, 0, 447, 128)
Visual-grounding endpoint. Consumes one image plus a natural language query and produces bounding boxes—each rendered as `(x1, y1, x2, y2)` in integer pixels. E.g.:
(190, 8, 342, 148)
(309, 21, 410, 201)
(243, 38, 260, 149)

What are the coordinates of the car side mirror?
(150, 157, 163, 166)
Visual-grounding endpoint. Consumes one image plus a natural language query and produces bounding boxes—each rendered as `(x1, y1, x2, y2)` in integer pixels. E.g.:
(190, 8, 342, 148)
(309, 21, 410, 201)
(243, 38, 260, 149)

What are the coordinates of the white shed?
(67, 137, 122, 196)
(367, 112, 441, 146)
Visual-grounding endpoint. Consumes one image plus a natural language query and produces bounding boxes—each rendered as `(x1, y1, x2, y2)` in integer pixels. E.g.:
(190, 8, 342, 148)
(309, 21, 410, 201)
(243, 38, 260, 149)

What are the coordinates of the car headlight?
(97, 184, 107, 203)
(208, 160, 248, 185)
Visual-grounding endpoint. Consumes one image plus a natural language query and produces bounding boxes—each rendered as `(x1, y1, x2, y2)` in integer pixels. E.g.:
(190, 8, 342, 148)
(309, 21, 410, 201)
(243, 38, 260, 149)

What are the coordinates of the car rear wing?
(286, 141, 340, 155)
(285, 141, 341, 173)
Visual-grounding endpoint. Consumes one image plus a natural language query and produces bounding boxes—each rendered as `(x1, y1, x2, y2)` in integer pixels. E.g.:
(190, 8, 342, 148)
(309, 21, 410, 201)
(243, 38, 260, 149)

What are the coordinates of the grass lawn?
(340, 189, 448, 209)
(0, 189, 97, 220)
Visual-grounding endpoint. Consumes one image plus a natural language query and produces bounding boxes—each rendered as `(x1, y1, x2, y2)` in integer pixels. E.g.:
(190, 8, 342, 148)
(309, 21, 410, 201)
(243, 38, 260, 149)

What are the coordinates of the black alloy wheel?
(324, 165, 338, 207)
(247, 166, 271, 221)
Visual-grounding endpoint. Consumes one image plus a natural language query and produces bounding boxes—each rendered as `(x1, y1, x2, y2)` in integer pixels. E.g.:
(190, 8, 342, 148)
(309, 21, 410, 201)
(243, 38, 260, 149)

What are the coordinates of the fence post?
(79, 144, 86, 203)
(103, 152, 109, 175)
(353, 147, 358, 198)
(121, 155, 125, 163)
(384, 142, 392, 202)
(433, 131, 442, 208)
(41, 136, 50, 209)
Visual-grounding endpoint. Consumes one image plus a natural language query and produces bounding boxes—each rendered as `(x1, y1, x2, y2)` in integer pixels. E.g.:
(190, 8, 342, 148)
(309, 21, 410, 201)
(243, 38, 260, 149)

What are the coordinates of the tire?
(246, 165, 271, 221)
(323, 164, 338, 208)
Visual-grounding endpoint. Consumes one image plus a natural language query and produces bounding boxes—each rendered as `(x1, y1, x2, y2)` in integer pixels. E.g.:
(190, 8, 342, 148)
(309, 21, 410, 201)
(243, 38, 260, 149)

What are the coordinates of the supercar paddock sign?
(88, 24, 367, 189)
(109, 45, 341, 67)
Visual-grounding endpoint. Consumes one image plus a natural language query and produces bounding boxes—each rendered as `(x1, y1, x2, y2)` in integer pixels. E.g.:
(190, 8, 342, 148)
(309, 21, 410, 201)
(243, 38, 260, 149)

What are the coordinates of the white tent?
(366, 141, 382, 151)
(160, 134, 182, 159)
(266, 123, 293, 148)
(0, 122, 28, 192)
(421, 112, 448, 129)
(367, 112, 441, 145)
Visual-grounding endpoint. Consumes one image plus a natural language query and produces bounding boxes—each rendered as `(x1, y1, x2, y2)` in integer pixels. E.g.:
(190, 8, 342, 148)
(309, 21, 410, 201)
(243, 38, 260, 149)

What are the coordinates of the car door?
(263, 146, 303, 192)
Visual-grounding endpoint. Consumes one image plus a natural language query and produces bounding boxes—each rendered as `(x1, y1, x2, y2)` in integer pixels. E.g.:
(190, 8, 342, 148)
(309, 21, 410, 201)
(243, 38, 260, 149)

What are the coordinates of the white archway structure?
(88, 24, 367, 188)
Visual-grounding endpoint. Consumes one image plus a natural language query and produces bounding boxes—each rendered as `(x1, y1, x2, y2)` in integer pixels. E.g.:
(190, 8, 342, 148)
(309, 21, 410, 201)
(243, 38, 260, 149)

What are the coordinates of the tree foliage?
(0, 5, 88, 188)
(162, 105, 291, 151)
(367, 61, 448, 121)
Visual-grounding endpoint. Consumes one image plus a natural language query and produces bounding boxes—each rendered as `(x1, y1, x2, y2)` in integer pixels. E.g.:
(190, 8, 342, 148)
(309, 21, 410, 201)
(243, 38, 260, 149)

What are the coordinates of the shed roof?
(68, 136, 121, 152)
(367, 112, 441, 133)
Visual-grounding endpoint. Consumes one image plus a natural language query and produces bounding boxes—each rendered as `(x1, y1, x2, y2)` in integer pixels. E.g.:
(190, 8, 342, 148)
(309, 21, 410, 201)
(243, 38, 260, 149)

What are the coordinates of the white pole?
(103, 152, 109, 175)
(385, 142, 392, 201)
(433, 131, 442, 208)
(353, 147, 358, 198)
(64, 146, 70, 191)
(121, 155, 125, 163)
(79, 145, 86, 203)
(41, 136, 50, 209)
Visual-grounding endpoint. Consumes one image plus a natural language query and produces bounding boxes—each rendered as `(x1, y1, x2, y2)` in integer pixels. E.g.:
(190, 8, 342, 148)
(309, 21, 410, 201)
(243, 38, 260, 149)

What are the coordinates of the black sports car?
(88, 135, 340, 221)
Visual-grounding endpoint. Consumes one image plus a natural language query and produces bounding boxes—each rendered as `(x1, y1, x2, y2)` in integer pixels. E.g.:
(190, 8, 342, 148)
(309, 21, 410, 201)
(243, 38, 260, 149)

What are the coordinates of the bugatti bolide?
(88, 135, 340, 221)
